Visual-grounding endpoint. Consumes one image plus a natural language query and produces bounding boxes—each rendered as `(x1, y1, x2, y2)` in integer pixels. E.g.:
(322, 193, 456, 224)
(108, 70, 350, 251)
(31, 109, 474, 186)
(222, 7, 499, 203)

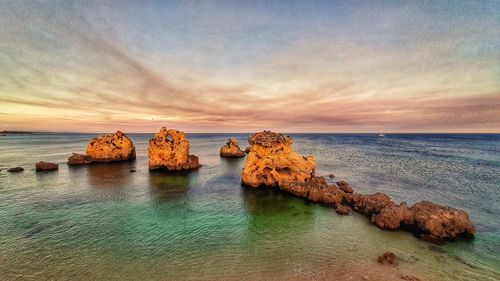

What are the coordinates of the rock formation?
(67, 131, 135, 165)
(220, 138, 245, 157)
(35, 161, 58, 172)
(148, 127, 201, 171)
(67, 153, 93, 165)
(241, 131, 316, 188)
(410, 201, 476, 241)
(86, 130, 136, 162)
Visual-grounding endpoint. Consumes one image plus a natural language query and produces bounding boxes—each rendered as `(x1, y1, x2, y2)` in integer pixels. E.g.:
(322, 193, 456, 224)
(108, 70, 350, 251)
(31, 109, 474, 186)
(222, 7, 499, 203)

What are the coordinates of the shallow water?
(0, 133, 499, 280)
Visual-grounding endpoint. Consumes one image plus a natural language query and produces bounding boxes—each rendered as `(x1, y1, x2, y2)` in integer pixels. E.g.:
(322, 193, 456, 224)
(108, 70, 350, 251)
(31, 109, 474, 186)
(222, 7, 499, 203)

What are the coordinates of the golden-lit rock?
(148, 127, 201, 170)
(241, 130, 316, 188)
(220, 138, 245, 158)
(85, 131, 136, 162)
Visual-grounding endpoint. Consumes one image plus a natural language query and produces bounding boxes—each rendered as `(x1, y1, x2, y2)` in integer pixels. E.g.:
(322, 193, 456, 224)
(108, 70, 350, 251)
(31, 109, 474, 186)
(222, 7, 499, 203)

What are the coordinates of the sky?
(0, 0, 499, 133)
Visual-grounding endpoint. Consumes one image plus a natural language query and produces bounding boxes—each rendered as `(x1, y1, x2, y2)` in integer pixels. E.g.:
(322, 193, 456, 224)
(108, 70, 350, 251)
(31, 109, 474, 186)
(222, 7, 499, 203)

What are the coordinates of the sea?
(0, 133, 499, 280)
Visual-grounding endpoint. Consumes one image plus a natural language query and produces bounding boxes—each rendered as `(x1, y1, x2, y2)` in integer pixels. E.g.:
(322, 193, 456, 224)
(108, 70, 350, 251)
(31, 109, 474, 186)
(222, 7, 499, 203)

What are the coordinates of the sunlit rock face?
(85, 131, 136, 162)
(148, 127, 201, 171)
(241, 131, 316, 188)
(220, 138, 245, 158)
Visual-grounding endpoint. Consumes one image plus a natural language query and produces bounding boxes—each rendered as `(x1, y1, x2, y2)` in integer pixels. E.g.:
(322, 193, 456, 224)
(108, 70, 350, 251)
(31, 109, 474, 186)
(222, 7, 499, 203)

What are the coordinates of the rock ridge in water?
(241, 131, 316, 188)
(220, 138, 245, 158)
(148, 127, 201, 171)
(278, 176, 476, 242)
(67, 131, 135, 164)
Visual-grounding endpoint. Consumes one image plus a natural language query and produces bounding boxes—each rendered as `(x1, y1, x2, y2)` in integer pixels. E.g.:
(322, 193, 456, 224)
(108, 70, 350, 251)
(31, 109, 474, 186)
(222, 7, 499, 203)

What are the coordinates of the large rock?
(410, 201, 476, 241)
(86, 130, 136, 162)
(241, 131, 316, 188)
(67, 153, 93, 165)
(148, 127, 201, 171)
(220, 138, 245, 157)
(35, 161, 58, 172)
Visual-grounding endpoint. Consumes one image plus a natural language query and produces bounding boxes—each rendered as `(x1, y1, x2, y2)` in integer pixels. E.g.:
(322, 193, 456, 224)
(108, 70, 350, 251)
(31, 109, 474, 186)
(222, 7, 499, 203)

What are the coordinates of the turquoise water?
(0, 133, 499, 280)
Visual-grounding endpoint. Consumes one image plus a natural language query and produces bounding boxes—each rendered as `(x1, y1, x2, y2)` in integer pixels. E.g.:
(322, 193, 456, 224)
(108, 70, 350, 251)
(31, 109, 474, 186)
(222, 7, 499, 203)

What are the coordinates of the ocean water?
(0, 133, 499, 281)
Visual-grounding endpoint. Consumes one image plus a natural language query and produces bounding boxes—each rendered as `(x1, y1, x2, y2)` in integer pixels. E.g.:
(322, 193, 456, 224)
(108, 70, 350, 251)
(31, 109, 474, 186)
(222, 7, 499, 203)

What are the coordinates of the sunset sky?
(0, 0, 499, 133)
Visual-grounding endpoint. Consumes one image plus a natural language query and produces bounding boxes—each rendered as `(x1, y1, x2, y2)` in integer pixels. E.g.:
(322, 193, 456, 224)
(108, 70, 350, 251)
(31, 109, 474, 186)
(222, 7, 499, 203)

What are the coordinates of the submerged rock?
(220, 138, 245, 158)
(35, 161, 58, 172)
(86, 130, 136, 162)
(241, 131, 316, 188)
(410, 201, 476, 241)
(67, 153, 92, 165)
(148, 127, 201, 171)
(7, 167, 24, 172)
(378, 252, 396, 265)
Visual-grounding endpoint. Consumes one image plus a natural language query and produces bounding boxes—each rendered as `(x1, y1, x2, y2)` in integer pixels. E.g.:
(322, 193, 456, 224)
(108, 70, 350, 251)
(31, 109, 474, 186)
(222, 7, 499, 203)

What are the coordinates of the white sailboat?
(378, 128, 385, 137)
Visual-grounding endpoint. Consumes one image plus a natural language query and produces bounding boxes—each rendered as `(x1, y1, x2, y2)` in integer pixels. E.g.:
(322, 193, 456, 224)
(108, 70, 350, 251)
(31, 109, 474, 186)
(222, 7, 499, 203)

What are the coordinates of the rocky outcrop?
(148, 127, 201, 171)
(67, 131, 135, 165)
(35, 161, 58, 172)
(7, 167, 24, 172)
(241, 131, 316, 188)
(86, 131, 136, 162)
(410, 201, 476, 241)
(67, 153, 93, 165)
(220, 138, 245, 157)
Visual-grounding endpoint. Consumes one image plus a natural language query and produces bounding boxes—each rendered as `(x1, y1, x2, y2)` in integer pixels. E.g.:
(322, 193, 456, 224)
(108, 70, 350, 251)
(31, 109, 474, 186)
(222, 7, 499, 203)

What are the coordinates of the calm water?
(0, 133, 499, 281)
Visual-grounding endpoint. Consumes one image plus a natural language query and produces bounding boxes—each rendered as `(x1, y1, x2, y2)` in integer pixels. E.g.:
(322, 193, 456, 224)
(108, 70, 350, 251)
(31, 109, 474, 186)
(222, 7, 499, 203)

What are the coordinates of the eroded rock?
(86, 130, 136, 162)
(148, 127, 201, 171)
(35, 161, 58, 172)
(220, 138, 245, 157)
(241, 131, 316, 188)
(411, 201, 476, 241)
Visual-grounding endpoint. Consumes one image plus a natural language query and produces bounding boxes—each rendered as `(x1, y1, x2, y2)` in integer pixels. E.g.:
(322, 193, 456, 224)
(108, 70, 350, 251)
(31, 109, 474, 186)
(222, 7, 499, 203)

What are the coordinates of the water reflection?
(83, 161, 135, 189)
(148, 170, 198, 202)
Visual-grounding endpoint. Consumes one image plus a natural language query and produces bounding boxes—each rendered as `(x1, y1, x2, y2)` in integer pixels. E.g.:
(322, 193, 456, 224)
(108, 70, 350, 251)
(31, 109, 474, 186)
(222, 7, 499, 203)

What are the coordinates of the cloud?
(0, 1, 499, 133)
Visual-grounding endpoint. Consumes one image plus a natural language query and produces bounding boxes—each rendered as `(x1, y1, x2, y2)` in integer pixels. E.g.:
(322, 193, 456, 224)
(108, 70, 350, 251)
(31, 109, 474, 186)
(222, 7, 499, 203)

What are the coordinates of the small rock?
(67, 153, 93, 165)
(378, 252, 396, 265)
(35, 161, 58, 172)
(130, 169, 137, 173)
(7, 167, 24, 173)
(220, 138, 245, 158)
(328, 173, 335, 178)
